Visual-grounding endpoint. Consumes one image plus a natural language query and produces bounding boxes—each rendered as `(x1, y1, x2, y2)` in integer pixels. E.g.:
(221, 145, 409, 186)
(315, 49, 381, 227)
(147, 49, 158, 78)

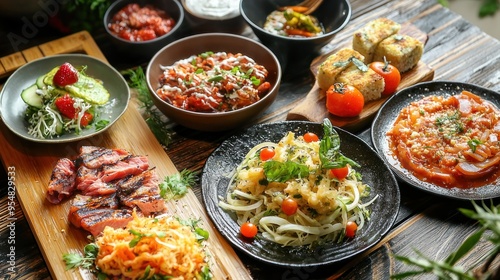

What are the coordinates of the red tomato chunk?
(108, 3, 175, 42)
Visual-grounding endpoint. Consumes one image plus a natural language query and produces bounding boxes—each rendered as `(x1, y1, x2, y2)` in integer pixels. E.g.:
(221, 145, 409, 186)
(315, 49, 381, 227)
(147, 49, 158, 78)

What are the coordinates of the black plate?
(371, 81, 500, 200)
(201, 121, 400, 267)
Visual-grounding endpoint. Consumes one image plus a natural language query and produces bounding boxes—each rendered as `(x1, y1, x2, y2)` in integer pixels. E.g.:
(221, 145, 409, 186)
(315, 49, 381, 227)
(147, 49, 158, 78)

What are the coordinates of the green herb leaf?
(263, 160, 310, 182)
(159, 169, 199, 200)
(94, 119, 109, 131)
(208, 75, 224, 83)
(129, 229, 143, 247)
(350, 57, 369, 72)
(467, 138, 482, 152)
(444, 227, 484, 265)
(199, 51, 214, 59)
(62, 243, 99, 270)
(319, 118, 359, 169)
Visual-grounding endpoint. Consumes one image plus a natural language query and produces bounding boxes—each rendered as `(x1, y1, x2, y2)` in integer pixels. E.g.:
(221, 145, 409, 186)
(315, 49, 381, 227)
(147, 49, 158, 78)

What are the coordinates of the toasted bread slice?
(352, 18, 401, 63)
(335, 64, 385, 102)
(373, 34, 424, 73)
(316, 48, 364, 90)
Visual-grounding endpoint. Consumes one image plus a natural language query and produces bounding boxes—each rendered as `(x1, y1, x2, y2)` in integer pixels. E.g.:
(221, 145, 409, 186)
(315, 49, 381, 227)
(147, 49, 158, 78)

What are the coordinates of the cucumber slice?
(21, 84, 43, 108)
(65, 75, 110, 105)
(55, 119, 63, 135)
(36, 74, 46, 89)
(43, 65, 110, 105)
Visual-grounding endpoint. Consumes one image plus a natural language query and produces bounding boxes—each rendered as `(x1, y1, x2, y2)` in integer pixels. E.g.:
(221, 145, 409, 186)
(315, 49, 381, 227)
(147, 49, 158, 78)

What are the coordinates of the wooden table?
(1, 0, 500, 279)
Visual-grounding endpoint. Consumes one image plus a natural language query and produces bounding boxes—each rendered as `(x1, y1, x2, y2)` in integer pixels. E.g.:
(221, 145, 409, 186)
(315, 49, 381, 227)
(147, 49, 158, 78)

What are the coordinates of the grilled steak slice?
(46, 158, 77, 204)
(100, 155, 149, 182)
(76, 155, 150, 196)
(76, 165, 99, 191)
(116, 168, 167, 216)
(77, 146, 130, 169)
(68, 194, 119, 229)
(80, 208, 134, 236)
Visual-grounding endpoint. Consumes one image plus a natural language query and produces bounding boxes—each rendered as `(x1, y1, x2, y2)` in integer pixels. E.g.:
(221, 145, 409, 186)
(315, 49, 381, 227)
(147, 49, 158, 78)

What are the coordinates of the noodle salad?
(219, 119, 377, 246)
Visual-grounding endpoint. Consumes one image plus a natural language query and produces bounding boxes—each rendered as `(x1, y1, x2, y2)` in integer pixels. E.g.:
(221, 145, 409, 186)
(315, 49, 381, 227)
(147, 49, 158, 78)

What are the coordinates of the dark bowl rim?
(239, 0, 352, 41)
(146, 32, 283, 117)
(103, 0, 185, 45)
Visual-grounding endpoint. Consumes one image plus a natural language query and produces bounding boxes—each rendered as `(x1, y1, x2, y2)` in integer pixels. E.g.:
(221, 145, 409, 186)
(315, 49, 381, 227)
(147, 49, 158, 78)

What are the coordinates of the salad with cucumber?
(21, 62, 111, 139)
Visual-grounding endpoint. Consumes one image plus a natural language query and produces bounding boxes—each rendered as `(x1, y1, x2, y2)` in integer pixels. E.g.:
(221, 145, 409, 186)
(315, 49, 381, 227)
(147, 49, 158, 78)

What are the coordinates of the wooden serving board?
(286, 22, 435, 132)
(0, 31, 251, 280)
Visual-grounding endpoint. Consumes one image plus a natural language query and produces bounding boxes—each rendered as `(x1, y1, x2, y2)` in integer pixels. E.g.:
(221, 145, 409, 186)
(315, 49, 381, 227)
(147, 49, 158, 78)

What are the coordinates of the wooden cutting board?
(0, 31, 251, 280)
(286, 22, 435, 132)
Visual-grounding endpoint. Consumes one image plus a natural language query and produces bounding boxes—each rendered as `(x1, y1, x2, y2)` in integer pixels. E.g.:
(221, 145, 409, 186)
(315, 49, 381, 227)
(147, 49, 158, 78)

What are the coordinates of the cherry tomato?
(326, 83, 364, 117)
(345, 221, 358, 238)
(240, 222, 258, 238)
(330, 166, 349, 180)
(303, 132, 319, 143)
(259, 147, 275, 161)
(369, 59, 401, 95)
(80, 112, 93, 127)
(281, 198, 298, 216)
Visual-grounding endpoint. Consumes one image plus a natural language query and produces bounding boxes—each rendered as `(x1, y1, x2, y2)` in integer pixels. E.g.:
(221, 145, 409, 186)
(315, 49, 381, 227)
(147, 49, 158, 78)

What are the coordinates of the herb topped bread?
(352, 18, 401, 63)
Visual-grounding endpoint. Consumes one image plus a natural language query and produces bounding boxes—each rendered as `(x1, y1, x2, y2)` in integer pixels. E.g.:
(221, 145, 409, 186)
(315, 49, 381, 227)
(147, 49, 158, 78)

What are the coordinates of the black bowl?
(104, 0, 185, 59)
(240, 0, 351, 68)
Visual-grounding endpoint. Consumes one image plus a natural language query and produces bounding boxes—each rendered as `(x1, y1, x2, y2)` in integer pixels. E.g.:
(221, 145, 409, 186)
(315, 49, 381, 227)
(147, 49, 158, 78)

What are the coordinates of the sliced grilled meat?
(76, 155, 149, 196)
(77, 146, 130, 169)
(100, 155, 149, 183)
(46, 158, 77, 204)
(80, 208, 134, 236)
(68, 193, 119, 229)
(116, 168, 167, 216)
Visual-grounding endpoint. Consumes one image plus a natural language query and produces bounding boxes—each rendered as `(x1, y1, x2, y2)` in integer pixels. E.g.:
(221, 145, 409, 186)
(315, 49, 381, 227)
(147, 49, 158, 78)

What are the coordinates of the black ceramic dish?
(201, 121, 400, 267)
(103, 0, 185, 59)
(240, 0, 351, 69)
(371, 81, 500, 200)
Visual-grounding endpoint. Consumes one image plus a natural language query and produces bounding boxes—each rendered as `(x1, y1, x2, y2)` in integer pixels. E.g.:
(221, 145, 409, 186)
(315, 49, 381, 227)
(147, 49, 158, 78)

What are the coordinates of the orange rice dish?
(95, 212, 208, 279)
(387, 90, 500, 188)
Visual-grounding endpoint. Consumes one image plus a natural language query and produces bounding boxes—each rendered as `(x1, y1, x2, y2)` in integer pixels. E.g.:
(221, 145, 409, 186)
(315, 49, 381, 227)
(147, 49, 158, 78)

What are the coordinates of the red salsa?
(108, 3, 175, 42)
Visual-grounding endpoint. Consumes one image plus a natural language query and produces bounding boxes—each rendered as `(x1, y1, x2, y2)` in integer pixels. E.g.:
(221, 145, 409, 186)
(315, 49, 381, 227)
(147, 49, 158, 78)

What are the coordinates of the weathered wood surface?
(1, 0, 500, 279)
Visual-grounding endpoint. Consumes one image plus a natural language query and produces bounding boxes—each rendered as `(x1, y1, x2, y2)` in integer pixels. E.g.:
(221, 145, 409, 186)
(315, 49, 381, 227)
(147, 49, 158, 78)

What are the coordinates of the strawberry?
(55, 94, 94, 127)
(55, 94, 76, 119)
(53, 62, 79, 87)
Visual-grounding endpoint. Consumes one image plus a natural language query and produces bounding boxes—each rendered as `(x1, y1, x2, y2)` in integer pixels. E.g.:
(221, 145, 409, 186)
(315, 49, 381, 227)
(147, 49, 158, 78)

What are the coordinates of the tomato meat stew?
(155, 51, 272, 112)
(108, 4, 176, 42)
(387, 90, 500, 189)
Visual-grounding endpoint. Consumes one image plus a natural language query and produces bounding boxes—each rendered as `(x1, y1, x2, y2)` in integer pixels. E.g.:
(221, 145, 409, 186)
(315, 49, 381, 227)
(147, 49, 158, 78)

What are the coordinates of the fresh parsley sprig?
(62, 243, 99, 270)
(159, 169, 199, 200)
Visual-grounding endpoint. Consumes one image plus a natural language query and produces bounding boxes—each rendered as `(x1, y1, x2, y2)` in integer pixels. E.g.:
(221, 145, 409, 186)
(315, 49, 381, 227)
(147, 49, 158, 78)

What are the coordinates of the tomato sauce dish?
(103, 0, 184, 59)
(372, 81, 500, 200)
(146, 33, 282, 132)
